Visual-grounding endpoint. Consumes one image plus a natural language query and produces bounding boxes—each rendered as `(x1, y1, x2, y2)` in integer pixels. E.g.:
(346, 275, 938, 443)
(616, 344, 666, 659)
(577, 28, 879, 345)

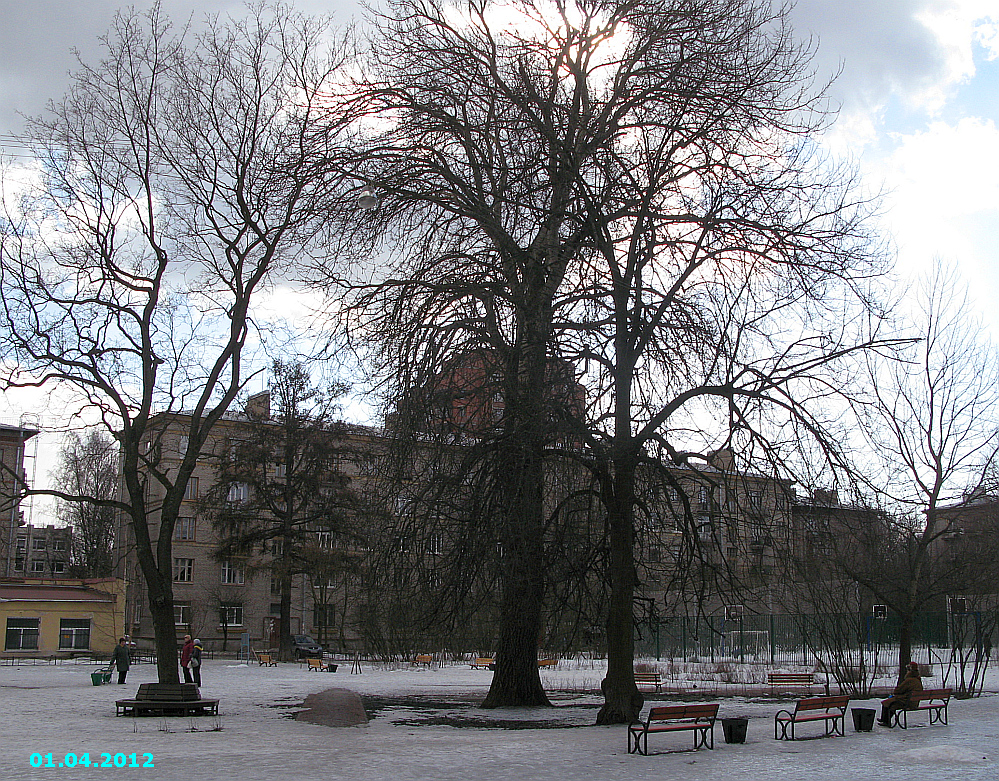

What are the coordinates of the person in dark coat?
(879, 662, 923, 726)
(180, 635, 195, 683)
(109, 637, 131, 684)
(191, 639, 203, 687)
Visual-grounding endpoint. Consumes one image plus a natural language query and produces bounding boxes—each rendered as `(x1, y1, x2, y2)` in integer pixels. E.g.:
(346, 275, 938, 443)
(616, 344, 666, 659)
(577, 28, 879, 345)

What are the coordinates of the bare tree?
(848, 262, 999, 682)
(54, 430, 119, 578)
(0, 4, 353, 682)
(337, 0, 889, 718)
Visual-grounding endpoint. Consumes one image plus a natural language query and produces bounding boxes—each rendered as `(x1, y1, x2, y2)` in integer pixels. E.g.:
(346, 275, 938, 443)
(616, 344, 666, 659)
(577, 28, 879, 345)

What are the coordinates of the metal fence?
(634, 610, 995, 666)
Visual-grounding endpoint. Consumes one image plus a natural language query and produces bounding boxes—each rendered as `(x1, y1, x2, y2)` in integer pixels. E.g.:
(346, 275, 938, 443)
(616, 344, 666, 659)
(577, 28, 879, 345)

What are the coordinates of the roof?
(0, 581, 117, 604)
(0, 421, 39, 439)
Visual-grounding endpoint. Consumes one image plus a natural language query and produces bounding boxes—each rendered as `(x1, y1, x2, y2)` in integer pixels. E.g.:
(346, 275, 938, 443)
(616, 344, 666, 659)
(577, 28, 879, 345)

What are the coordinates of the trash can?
(328, 663, 338, 673)
(91, 672, 105, 686)
(852, 707, 876, 732)
(722, 717, 748, 744)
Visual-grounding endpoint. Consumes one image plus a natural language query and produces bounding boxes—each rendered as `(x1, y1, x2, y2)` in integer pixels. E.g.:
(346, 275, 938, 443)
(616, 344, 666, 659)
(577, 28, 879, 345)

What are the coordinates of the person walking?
(879, 661, 923, 726)
(109, 637, 131, 684)
(191, 638, 203, 687)
(180, 634, 195, 684)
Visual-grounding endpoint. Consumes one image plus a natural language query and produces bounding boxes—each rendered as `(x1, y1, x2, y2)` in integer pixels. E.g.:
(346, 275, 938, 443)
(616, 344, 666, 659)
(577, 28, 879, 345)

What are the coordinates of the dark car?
(290, 635, 322, 658)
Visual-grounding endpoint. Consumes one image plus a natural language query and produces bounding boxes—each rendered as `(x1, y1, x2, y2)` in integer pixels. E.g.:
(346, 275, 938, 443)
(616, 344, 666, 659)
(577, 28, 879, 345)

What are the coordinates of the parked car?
(290, 635, 322, 658)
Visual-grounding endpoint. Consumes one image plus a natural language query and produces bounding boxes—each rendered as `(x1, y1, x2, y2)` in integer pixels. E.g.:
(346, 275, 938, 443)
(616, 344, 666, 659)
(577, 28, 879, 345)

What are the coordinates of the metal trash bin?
(852, 707, 876, 732)
(722, 717, 748, 744)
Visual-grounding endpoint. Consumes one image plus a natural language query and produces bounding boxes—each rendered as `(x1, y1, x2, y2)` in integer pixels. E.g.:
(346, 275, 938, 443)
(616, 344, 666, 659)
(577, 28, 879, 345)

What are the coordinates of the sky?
(1, 0, 998, 524)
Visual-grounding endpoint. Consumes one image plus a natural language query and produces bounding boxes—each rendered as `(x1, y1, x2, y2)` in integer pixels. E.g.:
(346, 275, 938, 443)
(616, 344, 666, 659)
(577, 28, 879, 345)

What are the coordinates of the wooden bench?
(413, 654, 433, 667)
(892, 688, 952, 729)
(768, 672, 816, 690)
(634, 671, 663, 691)
(538, 658, 557, 668)
(774, 695, 850, 740)
(115, 683, 219, 717)
(470, 657, 495, 669)
(257, 653, 277, 666)
(628, 703, 719, 754)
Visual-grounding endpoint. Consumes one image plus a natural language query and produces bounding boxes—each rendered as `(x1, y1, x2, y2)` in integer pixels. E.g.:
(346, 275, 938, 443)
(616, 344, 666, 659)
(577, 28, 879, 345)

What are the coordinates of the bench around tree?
(628, 703, 719, 755)
(892, 688, 952, 729)
(774, 695, 850, 740)
(115, 683, 219, 717)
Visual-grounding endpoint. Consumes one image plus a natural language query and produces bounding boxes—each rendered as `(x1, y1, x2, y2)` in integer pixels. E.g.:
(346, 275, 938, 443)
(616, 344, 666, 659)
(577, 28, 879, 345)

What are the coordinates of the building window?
(174, 602, 192, 626)
(269, 603, 282, 615)
(5, 618, 40, 650)
(52, 561, 66, 574)
(749, 490, 763, 509)
(220, 560, 245, 585)
(59, 618, 91, 650)
(15, 537, 26, 553)
(183, 478, 200, 501)
(32, 538, 46, 551)
(219, 604, 243, 627)
(173, 558, 194, 582)
(53, 539, 67, 552)
(175, 516, 196, 541)
(13, 558, 23, 571)
(227, 482, 249, 503)
(317, 531, 334, 549)
(274, 463, 287, 478)
(30, 560, 46, 573)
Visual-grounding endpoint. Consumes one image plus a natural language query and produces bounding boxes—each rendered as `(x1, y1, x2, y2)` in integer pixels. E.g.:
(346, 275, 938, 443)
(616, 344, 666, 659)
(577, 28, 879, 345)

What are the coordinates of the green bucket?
(91, 672, 105, 686)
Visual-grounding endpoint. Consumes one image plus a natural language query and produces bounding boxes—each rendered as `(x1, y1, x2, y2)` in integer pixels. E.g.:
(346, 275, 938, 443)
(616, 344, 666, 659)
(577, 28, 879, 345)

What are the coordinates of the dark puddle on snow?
(267, 693, 597, 728)
(362, 695, 597, 729)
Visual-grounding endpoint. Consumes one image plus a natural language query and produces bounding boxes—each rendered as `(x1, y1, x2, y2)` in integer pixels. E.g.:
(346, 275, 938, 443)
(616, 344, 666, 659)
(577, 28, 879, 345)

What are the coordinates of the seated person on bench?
(879, 662, 922, 727)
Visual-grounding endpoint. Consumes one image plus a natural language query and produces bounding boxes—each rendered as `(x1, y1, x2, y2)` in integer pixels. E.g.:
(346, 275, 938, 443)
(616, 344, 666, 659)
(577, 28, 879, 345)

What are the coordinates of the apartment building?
(1, 420, 39, 577)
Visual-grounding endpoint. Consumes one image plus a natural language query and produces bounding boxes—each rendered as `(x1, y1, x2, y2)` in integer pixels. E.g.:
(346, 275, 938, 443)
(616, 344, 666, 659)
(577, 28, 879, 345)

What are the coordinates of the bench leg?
(693, 725, 714, 750)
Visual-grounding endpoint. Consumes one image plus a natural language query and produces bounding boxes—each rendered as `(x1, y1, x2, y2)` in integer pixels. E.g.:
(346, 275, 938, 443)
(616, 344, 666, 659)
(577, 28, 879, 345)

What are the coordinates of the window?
(227, 482, 249, 503)
(30, 561, 45, 573)
(428, 533, 444, 555)
(271, 538, 284, 556)
(183, 477, 200, 501)
(269, 603, 282, 615)
(219, 603, 243, 627)
(13, 558, 23, 571)
(5, 618, 39, 650)
(15, 537, 26, 552)
(177, 435, 189, 453)
(175, 516, 196, 541)
(173, 558, 194, 582)
(32, 538, 46, 551)
(220, 560, 245, 585)
(174, 603, 192, 626)
(317, 531, 335, 549)
(274, 463, 287, 478)
(52, 561, 66, 574)
(59, 619, 91, 650)
(53, 539, 66, 551)
(749, 490, 763, 509)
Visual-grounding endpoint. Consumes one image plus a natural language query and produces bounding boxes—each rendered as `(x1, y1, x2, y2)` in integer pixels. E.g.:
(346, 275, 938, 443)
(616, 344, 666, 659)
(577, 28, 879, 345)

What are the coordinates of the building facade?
(1, 577, 126, 658)
(1, 421, 39, 577)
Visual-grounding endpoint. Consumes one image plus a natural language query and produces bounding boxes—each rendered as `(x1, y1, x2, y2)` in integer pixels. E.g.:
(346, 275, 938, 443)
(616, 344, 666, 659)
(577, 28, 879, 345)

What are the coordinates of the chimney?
(246, 391, 271, 420)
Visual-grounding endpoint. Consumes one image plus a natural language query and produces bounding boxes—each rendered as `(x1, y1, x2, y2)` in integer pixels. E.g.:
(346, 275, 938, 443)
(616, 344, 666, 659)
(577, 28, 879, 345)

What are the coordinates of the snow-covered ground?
(1, 657, 996, 781)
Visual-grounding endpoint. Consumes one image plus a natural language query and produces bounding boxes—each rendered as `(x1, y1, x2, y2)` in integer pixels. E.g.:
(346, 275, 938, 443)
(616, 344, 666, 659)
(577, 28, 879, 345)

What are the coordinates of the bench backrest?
(909, 688, 951, 703)
(769, 673, 813, 683)
(634, 672, 661, 680)
(647, 704, 718, 723)
(794, 695, 849, 713)
(135, 683, 201, 701)
(415, 654, 432, 663)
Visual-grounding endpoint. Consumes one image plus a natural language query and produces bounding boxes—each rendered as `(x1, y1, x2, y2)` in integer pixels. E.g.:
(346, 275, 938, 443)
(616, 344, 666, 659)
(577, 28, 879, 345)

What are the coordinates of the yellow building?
(1, 577, 126, 658)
